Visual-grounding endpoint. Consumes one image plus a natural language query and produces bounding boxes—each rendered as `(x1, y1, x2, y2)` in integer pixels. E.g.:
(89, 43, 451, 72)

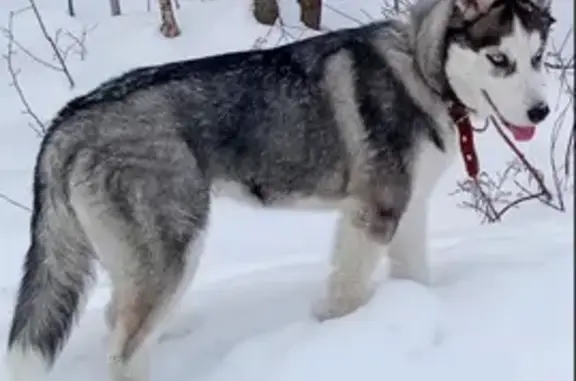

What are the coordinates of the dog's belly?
(210, 134, 457, 212)
(211, 179, 342, 211)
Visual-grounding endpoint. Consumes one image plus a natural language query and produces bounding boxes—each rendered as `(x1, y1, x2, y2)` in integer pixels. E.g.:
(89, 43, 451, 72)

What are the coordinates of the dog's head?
(445, 0, 556, 141)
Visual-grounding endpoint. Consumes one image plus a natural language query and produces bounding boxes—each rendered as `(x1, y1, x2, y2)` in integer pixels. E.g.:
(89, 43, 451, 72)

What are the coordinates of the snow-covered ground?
(0, 0, 573, 380)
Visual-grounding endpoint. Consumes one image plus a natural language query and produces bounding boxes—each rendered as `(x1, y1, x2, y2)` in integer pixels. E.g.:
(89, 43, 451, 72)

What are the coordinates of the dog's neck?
(402, 0, 483, 179)
(438, 72, 481, 179)
(372, 0, 482, 178)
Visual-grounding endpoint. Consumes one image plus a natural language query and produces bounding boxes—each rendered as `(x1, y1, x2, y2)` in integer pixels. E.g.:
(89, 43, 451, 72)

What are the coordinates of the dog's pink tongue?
(507, 124, 536, 142)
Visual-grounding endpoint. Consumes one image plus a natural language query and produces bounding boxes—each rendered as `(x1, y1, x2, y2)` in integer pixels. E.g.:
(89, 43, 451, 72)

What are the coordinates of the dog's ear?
(531, 0, 552, 10)
(522, 0, 554, 13)
(518, 0, 556, 27)
(453, 0, 497, 21)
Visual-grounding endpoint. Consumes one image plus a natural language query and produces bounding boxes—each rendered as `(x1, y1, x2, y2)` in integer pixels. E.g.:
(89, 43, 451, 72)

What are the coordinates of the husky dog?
(6, 0, 555, 379)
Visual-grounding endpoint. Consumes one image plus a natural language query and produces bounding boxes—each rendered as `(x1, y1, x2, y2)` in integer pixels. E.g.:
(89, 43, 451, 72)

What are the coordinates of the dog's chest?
(411, 128, 458, 199)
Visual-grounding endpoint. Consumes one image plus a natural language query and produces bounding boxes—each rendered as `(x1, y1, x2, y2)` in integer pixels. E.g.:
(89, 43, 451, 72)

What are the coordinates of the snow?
(0, 0, 573, 380)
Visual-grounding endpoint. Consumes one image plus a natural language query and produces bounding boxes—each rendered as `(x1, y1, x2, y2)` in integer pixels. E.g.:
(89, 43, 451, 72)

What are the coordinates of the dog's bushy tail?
(6, 146, 95, 380)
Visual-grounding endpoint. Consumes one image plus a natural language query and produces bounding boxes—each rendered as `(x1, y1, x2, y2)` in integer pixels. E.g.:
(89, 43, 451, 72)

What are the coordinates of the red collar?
(449, 104, 479, 179)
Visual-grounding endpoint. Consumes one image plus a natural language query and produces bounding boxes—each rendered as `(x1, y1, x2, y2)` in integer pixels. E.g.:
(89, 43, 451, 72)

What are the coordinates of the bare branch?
(490, 115, 553, 201)
(27, 0, 76, 88)
(324, 3, 365, 25)
(0, 192, 31, 213)
(0, 28, 62, 70)
(57, 24, 97, 61)
(2, 11, 46, 135)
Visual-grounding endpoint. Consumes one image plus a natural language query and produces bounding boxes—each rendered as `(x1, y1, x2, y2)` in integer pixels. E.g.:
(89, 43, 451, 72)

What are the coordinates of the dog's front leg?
(388, 196, 431, 285)
(314, 198, 402, 321)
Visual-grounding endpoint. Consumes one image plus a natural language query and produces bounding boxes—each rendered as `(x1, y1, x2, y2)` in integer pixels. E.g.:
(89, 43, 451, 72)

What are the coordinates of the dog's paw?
(313, 290, 368, 321)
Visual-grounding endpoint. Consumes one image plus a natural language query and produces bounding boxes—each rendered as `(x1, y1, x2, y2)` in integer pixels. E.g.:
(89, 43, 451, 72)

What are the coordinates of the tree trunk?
(299, 0, 322, 30)
(109, 0, 121, 16)
(253, 0, 279, 26)
(158, 0, 181, 38)
(67, 0, 76, 17)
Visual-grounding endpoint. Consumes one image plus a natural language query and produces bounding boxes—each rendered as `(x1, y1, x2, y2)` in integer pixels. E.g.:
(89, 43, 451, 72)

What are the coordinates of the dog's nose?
(527, 102, 550, 124)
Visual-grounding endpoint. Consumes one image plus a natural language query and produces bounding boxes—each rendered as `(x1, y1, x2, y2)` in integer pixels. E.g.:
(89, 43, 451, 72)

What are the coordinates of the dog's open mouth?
(499, 118, 536, 142)
(481, 90, 536, 142)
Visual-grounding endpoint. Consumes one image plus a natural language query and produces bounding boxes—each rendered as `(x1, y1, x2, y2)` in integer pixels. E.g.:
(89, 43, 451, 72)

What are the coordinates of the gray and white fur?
(5, 0, 554, 379)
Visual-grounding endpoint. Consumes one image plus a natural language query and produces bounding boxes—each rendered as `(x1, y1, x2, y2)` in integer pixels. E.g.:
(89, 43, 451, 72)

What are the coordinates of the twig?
(545, 60, 574, 70)
(27, 0, 76, 88)
(547, 101, 571, 211)
(492, 190, 546, 219)
(472, 177, 499, 221)
(0, 29, 62, 71)
(564, 125, 574, 177)
(2, 11, 46, 135)
(0, 192, 31, 213)
(360, 9, 376, 21)
(54, 25, 96, 62)
(324, 3, 365, 25)
(490, 115, 552, 200)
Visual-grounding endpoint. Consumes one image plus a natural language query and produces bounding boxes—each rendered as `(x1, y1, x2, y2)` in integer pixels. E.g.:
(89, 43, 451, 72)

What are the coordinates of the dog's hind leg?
(70, 143, 210, 381)
(105, 233, 206, 381)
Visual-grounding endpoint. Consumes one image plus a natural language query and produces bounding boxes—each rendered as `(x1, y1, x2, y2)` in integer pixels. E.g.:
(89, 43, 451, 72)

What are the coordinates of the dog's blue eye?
(486, 53, 510, 68)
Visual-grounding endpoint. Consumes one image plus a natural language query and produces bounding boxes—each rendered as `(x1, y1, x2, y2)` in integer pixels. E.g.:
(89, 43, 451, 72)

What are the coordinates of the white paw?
(313, 282, 370, 321)
(108, 354, 150, 381)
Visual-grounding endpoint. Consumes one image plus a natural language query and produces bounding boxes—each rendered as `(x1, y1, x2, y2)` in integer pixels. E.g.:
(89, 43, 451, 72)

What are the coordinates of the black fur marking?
(50, 36, 327, 131)
(246, 180, 268, 204)
(349, 41, 445, 155)
(447, 0, 554, 50)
